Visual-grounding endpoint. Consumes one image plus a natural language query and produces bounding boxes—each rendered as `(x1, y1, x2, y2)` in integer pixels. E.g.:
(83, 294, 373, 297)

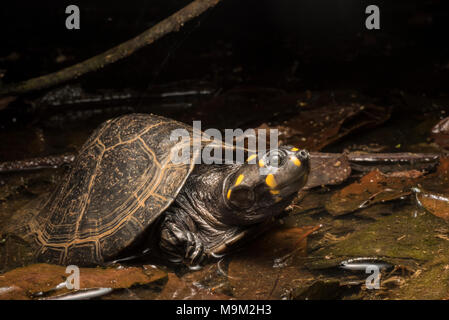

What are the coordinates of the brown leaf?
(431, 117, 449, 149)
(415, 189, 449, 221)
(275, 104, 390, 151)
(306, 153, 351, 189)
(0, 263, 167, 300)
(325, 169, 422, 216)
(436, 156, 449, 183)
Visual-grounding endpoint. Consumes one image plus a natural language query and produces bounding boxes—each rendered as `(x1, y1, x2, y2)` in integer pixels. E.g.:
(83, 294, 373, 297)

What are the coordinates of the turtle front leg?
(158, 212, 208, 268)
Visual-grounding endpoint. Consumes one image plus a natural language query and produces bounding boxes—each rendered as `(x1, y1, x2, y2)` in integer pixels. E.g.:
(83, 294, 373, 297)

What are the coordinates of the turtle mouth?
(268, 156, 310, 197)
(266, 173, 308, 204)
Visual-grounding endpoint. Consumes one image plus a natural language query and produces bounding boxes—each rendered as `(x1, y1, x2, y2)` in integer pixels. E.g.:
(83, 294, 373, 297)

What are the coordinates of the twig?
(310, 152, 440, 163)
(310, 151, 440, 174)
(0, 153, 75, 173)
(0, 0, 222, 97)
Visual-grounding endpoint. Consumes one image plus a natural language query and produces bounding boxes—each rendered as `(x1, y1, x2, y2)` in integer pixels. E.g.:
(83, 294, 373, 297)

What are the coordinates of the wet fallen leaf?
(348, 153, 439, 175)
(387, 170, 426, 179)
(420, 156, 449, 193)
(435, 156, 449, 186)
(414, 188, 449, 221)
(431, 117, 449, 149)
(305, 153, 351, 189)
(0, 263, 167, 300)
(200, 89, 389, 151)
(325, 169, 422, 216)
(227, 226, 319, 299)
(275, 103, 390, 151)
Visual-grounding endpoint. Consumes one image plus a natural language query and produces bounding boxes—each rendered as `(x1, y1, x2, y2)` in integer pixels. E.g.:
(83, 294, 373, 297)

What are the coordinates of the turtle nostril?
(297, 150, 309, 159)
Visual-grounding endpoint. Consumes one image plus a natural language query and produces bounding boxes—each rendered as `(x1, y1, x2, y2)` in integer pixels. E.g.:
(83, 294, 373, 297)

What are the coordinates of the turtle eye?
(265, 150, 286, 168)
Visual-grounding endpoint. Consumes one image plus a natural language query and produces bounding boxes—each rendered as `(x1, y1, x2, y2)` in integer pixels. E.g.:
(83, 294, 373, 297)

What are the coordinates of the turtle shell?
(21, 113, 202, 265)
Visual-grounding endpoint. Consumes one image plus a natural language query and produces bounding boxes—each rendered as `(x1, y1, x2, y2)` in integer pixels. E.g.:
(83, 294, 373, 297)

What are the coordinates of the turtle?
(1, 113, 309, 268)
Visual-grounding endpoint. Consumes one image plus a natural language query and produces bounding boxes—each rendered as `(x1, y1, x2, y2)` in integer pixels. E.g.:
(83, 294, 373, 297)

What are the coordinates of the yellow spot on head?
(291, 147, 299, 152)
(235, 174, 244, 186)
(265, 174, 277, 188)
(258, 159, 265, 168)
(227, 189, 232, 199)
(246, 154, 257, 163)
(270, 189, 280, 195)
(291, 156, 301, 167)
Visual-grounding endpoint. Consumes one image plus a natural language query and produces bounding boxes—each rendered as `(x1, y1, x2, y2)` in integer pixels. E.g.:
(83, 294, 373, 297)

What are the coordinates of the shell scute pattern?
(26, 114, 196, 265)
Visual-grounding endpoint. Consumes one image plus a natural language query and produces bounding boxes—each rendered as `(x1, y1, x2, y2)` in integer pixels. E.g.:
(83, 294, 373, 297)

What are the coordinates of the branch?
(0, 0, 222, 97)
(0, 153, 75, 173)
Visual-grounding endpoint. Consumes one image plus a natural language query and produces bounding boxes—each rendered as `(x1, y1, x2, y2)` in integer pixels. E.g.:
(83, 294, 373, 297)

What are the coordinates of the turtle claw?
(210, 252, 226, 258)
(185, 232, 207, 266)
(109, 255, 139, 264)
(188, 264, 203, 271)
(168, 257, 183, 263)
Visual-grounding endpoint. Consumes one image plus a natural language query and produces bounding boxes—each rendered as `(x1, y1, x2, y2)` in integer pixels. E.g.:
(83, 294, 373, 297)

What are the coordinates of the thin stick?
(310, 152, 440, 163)
(0, 0, 222, 96)
(0, 153, 75, 173)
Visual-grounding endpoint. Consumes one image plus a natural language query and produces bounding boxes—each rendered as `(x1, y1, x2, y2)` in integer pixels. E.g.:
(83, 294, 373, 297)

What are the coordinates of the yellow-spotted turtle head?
(222, 146, 309, 225)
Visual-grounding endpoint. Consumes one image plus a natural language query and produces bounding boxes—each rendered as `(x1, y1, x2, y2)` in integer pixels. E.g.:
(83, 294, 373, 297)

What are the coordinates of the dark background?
(0, 0, 448, 161)
(1, 0, 448, 93)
